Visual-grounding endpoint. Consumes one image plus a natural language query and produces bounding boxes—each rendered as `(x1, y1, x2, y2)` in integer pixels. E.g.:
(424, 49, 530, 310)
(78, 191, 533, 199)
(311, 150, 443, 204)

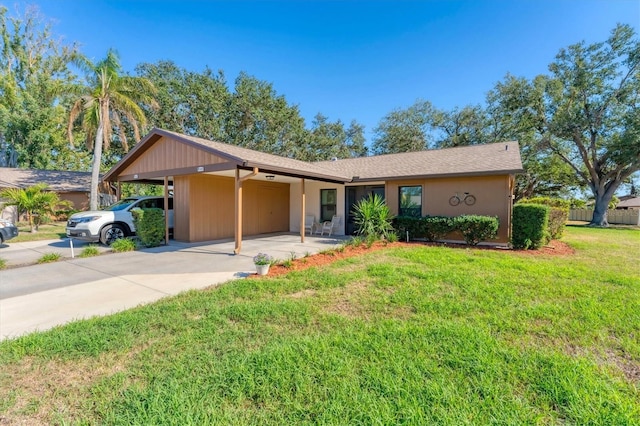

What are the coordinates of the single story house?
(0, 168, 113, 222)
(616, 197, 640, 209)
(103, 128, 523, 253)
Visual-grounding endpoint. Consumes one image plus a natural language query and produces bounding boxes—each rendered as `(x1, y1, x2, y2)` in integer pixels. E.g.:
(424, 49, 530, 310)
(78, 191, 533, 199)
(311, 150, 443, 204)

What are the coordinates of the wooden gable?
(120, 136, 231, 177)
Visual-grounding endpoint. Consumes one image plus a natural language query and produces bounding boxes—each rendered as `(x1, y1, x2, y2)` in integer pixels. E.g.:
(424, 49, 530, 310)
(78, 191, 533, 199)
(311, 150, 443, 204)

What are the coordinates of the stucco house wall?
(290, 180, 346, 235)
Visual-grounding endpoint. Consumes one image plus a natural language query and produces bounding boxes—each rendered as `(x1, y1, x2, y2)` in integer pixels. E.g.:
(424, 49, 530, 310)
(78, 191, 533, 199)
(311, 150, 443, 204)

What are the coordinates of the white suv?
(66, 196, 174, 245)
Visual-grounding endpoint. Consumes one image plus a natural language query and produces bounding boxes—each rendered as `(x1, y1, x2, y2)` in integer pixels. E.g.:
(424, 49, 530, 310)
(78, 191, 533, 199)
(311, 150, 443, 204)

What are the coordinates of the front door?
(345, 185, 385, 235)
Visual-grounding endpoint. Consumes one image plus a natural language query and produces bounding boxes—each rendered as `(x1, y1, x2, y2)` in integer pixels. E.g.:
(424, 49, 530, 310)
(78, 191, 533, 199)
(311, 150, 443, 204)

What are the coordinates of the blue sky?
(30, 0, 640, 144)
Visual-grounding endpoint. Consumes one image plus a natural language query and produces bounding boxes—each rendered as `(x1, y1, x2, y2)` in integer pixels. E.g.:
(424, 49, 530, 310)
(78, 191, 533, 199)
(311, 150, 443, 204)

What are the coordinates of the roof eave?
(351, 169, 524, 182)
(242, 162, 351, 184)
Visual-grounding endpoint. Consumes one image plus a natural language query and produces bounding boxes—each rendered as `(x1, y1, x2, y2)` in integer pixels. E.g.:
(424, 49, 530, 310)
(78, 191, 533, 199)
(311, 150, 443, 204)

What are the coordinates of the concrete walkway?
(0, 234, 344, 341)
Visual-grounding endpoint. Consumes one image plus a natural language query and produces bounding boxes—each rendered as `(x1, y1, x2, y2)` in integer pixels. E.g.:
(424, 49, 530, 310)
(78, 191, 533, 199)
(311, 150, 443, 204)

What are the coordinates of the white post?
(69, 238, 75, 258)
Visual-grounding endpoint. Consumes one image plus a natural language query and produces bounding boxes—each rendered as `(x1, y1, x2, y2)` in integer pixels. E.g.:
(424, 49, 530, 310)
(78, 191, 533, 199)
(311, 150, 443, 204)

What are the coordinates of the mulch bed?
(252, 239, 575, 278)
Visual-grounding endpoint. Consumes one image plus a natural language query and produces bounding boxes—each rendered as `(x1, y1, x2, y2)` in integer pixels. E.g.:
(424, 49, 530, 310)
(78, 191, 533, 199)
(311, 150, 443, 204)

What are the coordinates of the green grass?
(36, 252, 62, 264)
(0, 258, 5, 270)
(110, 237, 136, 252)
(12, 221, 67, 242)
(0, 226, 638, 424)
(78, 245, 100, 258)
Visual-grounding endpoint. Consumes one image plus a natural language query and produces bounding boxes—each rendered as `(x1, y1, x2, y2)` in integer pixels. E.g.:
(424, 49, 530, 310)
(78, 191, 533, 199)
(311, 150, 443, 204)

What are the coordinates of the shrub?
(111, 238, 136, 252)
(453, 215, 499, 246)
(512, 204, 550, 249)
(393, 216, 422, 241)
(422, 216, 454, 241)
(131, 207, 166, 248)
(352, 194, 395, 241)
(569, 198, 587, 209)
(519, 197, 569, 239)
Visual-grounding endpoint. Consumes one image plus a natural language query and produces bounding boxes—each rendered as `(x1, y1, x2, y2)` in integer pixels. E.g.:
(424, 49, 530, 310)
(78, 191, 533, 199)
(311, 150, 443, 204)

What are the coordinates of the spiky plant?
(352, 193, 395, 241)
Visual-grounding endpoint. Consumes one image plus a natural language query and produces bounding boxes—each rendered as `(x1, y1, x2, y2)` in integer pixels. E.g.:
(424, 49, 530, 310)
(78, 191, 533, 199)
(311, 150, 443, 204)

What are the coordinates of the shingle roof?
(316, 142, 523, 181)
(104, 129, 523, 184)
(103, 128, 352, 183)
(617, 197, 640, 208)
(0, 168, 93, 192)
(161, 129, 352, 181)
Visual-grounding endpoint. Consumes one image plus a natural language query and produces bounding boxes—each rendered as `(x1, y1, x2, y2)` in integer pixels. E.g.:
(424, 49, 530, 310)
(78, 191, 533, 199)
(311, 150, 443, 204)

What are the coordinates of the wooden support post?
(116, 181, 121, 200)
(300, 178, 306, 243)
(234, 167, 259, 254)
(164, 176, 170, 246)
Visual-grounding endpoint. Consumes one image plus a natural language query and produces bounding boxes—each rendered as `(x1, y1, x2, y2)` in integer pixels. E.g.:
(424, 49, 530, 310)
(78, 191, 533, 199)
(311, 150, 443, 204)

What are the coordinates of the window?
(399, 186, 422, 217)
(320, 189, 337, 222)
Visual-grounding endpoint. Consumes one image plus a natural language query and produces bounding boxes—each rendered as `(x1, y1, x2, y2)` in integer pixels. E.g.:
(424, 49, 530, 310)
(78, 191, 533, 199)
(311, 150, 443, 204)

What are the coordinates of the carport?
(102, 128, 350, 254)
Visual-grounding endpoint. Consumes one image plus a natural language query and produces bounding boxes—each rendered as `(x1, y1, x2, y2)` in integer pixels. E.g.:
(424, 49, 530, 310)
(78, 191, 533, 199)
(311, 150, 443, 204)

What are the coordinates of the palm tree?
(68, 49, 157, 210)
(0, 184, 70, 232)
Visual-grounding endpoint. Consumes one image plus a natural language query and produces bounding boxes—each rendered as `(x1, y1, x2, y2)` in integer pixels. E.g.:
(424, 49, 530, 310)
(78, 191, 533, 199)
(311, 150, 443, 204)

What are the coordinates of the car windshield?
(104, 198, 139, 211)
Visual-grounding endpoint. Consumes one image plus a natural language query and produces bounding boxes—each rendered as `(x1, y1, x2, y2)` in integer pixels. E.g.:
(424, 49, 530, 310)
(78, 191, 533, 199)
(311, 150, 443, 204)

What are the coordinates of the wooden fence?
(569, 208, 640, 225)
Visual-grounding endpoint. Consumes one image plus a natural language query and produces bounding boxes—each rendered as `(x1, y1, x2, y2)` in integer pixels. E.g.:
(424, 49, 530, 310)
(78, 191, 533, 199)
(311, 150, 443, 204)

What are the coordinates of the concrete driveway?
(0, 234, 344, 341)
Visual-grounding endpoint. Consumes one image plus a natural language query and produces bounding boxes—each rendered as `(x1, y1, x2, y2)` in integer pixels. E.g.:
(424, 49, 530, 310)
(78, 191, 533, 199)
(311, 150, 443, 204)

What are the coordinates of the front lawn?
(0, 226, 638, 424)
(11, 221, 67, 242)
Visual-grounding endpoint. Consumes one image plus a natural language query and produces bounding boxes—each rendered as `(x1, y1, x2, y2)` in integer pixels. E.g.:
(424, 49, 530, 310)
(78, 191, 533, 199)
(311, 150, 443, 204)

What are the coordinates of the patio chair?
(320, 215, 341, 236)
(304, 214, 316, 235)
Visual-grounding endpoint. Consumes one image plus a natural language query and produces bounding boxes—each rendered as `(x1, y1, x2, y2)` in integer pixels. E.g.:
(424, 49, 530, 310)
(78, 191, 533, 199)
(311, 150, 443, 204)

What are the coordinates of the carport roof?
(103, 128, 352, 184)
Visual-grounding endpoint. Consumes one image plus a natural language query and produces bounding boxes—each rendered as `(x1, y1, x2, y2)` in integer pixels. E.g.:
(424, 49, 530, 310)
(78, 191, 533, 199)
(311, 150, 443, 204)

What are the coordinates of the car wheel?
(101, 224, 126, 245)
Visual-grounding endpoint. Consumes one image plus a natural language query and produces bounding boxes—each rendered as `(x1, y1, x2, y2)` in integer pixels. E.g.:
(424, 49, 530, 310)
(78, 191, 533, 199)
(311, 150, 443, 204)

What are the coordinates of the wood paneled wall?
(173, 173, 290, 242)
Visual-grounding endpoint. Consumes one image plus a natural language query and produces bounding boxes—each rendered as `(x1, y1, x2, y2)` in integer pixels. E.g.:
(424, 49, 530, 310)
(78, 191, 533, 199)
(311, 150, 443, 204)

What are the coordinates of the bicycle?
(449, 192, 476, 206)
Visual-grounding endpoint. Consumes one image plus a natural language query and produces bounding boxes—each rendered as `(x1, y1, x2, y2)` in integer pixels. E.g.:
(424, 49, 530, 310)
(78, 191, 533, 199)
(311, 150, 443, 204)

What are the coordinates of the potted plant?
(253, 252, 273, 275)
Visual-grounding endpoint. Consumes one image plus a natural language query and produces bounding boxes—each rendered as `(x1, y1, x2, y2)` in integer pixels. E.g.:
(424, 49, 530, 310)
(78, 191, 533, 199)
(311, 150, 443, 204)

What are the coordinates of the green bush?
(512, 204, 550, 249)
(519, 197, 569, 239)
(111, 238, 137, 252)
(422, 216, 454, 241)
(393, 216, 422, 241)
(453, 215, 499, 246)
(352, 194, 395, 241)
(131, 207, 166, 248)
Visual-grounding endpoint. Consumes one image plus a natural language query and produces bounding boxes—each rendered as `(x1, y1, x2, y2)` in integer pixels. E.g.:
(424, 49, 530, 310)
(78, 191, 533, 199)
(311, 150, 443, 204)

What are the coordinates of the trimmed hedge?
(393, 216, 422, 241)
(131, 207, 166, 248)
(519, 197, 569, 239)
(453, 215, 499, 246)
(512, 204, 549, 249)
(393, 214, 498, 245)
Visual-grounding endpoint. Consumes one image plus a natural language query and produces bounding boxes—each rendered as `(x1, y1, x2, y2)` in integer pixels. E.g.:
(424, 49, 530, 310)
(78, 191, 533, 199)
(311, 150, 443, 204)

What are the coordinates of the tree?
(136, 60, 229, 140)
(431, 105, 490, 148)
(0, 184, 69, 232)
(372, 100, 434, 154)
(223, 72, 307, 157)
(68, 49, 158, 210)
(302, 113, 367, 161)
(538, 25, 640, 225)
(485, 75, 580, 200)
(0, 6, 84, 169)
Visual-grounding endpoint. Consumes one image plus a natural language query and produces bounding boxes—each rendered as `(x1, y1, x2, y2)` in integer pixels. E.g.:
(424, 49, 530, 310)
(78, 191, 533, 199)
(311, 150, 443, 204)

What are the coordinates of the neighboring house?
(616, 197, 640, 209)
(0, 168, 114, 222)
(103, 128, 523, 252)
